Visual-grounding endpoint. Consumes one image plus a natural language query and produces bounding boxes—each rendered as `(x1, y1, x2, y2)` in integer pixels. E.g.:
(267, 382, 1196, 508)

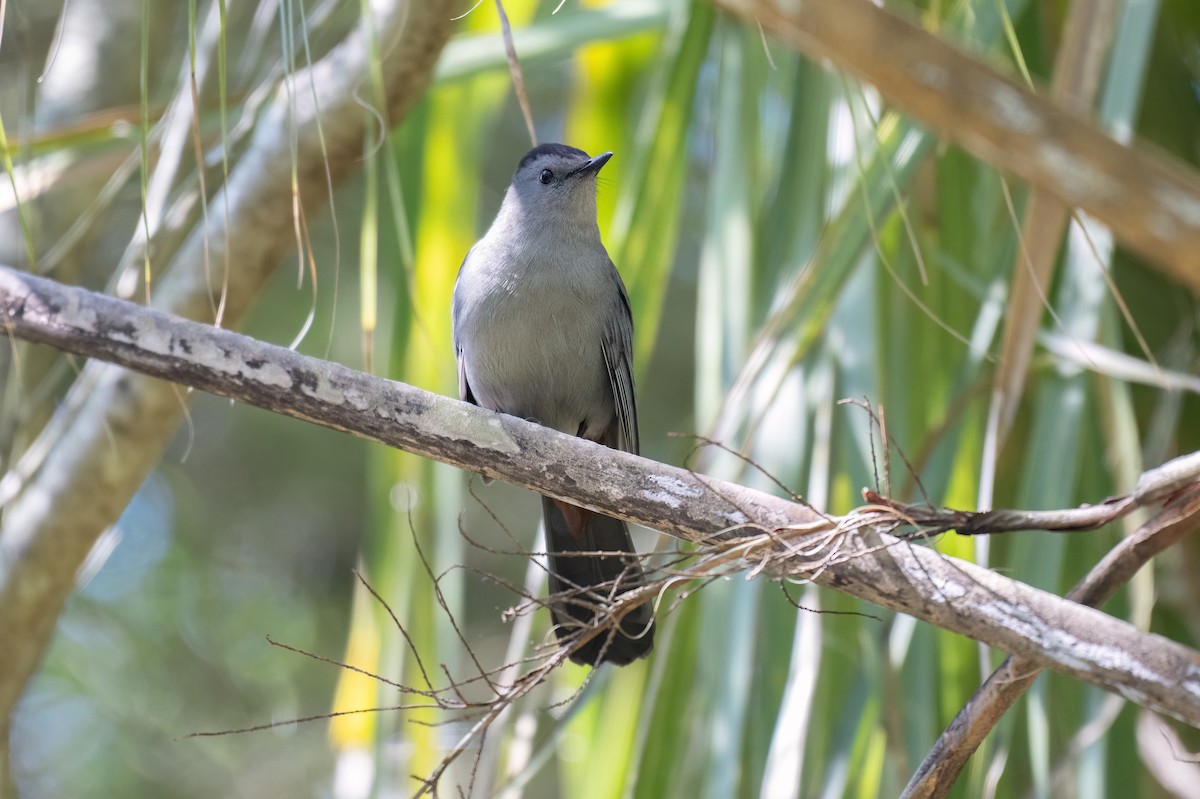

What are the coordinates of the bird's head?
(502, 143, 613, 232)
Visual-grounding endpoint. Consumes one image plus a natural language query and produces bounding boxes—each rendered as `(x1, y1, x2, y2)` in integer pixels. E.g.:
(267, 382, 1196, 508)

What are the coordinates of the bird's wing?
(451, 248, 478, 406)
(457, 352, 477, 406)
(601, 262, 639, 455)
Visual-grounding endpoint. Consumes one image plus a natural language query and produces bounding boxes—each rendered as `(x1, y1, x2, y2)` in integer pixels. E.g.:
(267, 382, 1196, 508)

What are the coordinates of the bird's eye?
(539, 169, 553, 185)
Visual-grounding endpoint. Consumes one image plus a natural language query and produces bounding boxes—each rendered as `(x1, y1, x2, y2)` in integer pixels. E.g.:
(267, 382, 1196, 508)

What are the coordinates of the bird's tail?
(541, 496, 655, 666)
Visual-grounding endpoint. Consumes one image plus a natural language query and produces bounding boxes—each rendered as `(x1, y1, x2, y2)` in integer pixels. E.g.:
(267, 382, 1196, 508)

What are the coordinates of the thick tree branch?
(711, 0, 1200, 292)
(4, 265, 1200, 727)
(0, 0, 461, 726)
(902, 487, 1200, 799)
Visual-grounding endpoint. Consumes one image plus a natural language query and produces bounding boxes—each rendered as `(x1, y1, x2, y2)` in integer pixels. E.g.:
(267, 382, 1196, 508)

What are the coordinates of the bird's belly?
(464, 300, 613, 439)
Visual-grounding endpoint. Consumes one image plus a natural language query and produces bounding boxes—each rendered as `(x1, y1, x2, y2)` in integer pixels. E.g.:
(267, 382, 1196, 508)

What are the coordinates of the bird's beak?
(573, 151, 613, 177)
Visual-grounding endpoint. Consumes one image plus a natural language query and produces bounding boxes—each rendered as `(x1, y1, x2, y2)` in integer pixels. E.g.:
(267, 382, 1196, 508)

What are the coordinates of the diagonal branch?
(711, 0, 1200, 291)
(901, 487, 1200, 799)
(4, 265, 1200, 727)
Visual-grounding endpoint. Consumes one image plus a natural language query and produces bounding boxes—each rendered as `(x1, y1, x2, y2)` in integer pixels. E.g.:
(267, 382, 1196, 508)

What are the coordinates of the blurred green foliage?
(2, 0, 1200, 797)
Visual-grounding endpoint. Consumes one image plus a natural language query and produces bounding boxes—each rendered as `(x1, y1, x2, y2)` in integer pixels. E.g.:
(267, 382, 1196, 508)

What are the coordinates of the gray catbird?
(451, 143, 655, 666)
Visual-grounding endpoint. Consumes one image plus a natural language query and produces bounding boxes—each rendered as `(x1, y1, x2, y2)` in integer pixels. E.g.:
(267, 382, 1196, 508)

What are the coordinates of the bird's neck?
(489, 196, 604, 257)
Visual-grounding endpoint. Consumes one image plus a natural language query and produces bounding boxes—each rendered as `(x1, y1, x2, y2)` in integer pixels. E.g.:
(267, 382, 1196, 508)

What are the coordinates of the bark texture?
(3, 265, 1200, 728)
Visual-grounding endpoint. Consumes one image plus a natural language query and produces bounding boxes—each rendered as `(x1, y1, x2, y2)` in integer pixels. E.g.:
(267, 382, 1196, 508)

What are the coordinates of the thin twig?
(494, 0, 537, 147)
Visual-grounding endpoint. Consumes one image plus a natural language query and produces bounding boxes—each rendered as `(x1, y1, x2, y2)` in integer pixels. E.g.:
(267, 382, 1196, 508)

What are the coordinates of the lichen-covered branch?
(901, 487, 1200, 799)
(4, 265, 1200, 728)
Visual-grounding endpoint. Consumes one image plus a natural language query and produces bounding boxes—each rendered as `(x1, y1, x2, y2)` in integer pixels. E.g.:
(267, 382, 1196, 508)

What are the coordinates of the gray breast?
(454, 244, 617, 440)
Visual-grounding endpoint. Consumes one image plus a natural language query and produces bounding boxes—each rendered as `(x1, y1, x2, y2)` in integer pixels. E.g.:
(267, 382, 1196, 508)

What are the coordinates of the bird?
(451, 143, 655, 666)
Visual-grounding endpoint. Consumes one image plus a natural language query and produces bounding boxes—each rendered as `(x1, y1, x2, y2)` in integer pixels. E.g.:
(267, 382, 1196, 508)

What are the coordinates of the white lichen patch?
(1050, 637, 1160, 683)
(974, 595, 1179, 698)
(301, 370, 349, 405)
(926, 570, 969, 601)
(724, 509, 750, 525)
(248, 360, 293, 389)
(430, 402, 521, 455)
(1152, 184, 1200, 229)
(1182, 672, 1200, 702)
(191, 340, 292, 389)
(641, 474, 705, 509)
(642, 489, 682, 509)
(912, 61, 950, 91)
(1113, 684, 1155, 707)
(1037, 144, 1120, 200)
(340, 386, 372, 412)
(974, 596, 1047, 643)
(989, 84, 1043, 134)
